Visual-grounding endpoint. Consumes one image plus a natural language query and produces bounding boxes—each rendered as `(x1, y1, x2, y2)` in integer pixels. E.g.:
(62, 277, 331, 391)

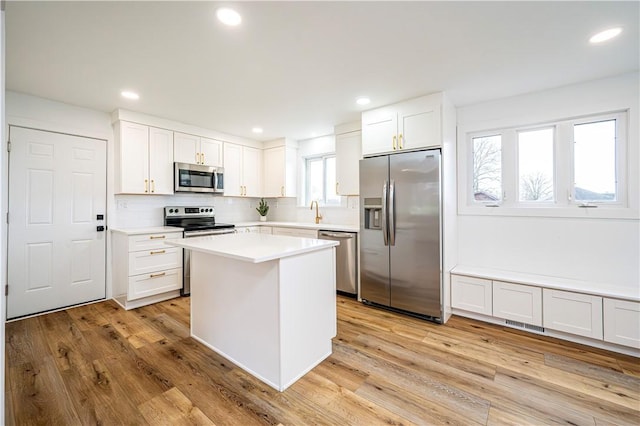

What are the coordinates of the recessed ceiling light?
(216, 8, 242, 26)
(121, 91, 139, 100)
(356, 97, 371, 106)
(589, 27, 622, 44)
(252, 127, 263, 134)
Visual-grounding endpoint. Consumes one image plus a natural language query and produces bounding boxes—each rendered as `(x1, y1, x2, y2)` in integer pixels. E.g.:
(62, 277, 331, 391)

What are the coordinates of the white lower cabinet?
(603, 298, 640, 348)
(543, 289, 603, 339)
(492, 281, 542, 326)
(112, 230, 183, 309)
(272, 227, 318, 238)
(451, 275, 492, 316)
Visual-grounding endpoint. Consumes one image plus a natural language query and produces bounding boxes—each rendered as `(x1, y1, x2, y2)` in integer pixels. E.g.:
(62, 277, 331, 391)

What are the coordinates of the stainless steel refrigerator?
(359, 149, 442, 322)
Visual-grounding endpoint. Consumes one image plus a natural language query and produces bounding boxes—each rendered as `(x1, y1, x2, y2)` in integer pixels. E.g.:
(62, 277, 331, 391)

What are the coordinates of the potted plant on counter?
(256, 198, 269, 222)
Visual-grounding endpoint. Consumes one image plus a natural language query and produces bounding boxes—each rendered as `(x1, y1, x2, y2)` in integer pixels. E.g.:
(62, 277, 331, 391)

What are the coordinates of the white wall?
(456, 73, 639, 289)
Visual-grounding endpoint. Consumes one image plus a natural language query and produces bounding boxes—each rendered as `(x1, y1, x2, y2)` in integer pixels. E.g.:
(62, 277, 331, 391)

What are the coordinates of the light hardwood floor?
(5, 295, 640, 425)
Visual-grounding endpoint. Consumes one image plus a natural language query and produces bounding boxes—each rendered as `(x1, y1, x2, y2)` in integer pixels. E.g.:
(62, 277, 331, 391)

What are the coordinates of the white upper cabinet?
(148, 127, 174, 194)
(174, 132, 222, 167)
(362, 94, 442, 156)
(335, 130, 361, 196)
(263, 146, 297, 197)
(115, 121, 173, 194)
(223, 143, 263, 197)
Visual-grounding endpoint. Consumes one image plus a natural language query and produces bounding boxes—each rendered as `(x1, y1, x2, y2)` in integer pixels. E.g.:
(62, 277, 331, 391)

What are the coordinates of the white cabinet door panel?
(174, 132, 200, 164)
(118, 121, 149, 194)
(149, 127, 174, 194)
(243, 146, 263, 197)
(200, 138, 222, 167)
(336, 131, 361, 195)
(493, 281, 542, 326)
(223, 143, 242, 196)
(543, 289, 603, 339)
(604, 298, 640, 348)
(362, 108, 397, 156)
(451, 275, 493, 315)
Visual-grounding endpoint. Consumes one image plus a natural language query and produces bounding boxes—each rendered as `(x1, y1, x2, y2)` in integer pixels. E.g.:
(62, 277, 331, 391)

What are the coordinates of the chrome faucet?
(310, 200, 323, 224)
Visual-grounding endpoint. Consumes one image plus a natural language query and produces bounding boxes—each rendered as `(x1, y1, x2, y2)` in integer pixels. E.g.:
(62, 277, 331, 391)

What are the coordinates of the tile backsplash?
(113, 195, 359, 228)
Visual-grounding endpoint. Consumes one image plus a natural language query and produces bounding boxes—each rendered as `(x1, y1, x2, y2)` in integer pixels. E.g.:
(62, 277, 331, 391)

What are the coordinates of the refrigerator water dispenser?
(363, 198, 383, 230)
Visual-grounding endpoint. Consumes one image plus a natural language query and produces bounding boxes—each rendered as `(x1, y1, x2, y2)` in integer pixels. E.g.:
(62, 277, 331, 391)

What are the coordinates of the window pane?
(574, 120, 616, 201)
(307, 158, 323, 203)
(472, 135, 502, 202)
(325, 156, 339, 204)
(518, 128, 554, 202)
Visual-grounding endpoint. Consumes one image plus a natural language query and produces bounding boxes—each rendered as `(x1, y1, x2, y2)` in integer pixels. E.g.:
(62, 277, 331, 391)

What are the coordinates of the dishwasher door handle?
(319, 232, 354, 239)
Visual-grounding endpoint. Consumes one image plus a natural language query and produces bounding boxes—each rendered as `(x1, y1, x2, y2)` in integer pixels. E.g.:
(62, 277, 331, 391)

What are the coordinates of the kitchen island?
(165, 232, 339, 391)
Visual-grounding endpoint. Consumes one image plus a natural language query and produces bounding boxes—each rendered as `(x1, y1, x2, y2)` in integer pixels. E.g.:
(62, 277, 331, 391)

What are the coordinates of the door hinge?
(5, 285, 8, 296)
(7, 140, 11, 152)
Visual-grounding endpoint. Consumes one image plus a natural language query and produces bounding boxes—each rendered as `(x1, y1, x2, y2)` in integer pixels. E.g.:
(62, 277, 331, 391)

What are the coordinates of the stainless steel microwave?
(174, 162, 224, 194)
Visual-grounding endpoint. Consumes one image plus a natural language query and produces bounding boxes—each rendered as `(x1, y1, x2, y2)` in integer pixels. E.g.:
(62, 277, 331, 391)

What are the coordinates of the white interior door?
(7, 126, 107, 319)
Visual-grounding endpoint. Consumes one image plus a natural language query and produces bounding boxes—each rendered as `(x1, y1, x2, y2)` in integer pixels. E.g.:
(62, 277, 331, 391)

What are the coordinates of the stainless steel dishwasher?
(318, 230, 357, 296)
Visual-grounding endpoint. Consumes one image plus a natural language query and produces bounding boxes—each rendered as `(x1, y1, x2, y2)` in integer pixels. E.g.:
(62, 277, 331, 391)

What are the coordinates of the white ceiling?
(5, 1, 639, 142)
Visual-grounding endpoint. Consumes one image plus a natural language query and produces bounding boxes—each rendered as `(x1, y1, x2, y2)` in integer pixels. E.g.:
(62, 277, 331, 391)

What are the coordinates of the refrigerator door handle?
(389, 179, 396, 246)
(382, 181, 389, 246)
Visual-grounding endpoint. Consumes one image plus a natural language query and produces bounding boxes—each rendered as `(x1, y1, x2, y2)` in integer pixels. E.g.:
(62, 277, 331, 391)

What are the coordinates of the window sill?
(458, 205, 639, 220)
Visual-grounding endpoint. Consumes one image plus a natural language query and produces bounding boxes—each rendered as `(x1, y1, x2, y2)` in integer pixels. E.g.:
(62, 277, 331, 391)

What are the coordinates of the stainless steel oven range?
(164, 206, 235, 296)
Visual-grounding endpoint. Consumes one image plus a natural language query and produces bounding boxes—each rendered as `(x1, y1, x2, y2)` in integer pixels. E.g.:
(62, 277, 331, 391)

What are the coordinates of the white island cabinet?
(165, 233, 339, 391)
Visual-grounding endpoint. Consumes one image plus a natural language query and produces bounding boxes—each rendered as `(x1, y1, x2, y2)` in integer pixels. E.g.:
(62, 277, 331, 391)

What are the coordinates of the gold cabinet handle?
(281, 186, 285, 196)
(399, 133, 403, 150)
(144, 179, 149, 193)
(392, 135, 397, 150)
(151, 179, 155, 193)
(201, 152, 205, 164)
(150, 250, 166, 255)
(336, 182, 339, 195)
(196, 152, 200, 164)
(150, 235, 166, 240)
(150, 272, 166, 278)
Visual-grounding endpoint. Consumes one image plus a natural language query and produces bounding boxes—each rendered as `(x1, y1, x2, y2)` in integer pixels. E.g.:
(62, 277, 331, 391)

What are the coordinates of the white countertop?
(234, 221, 359, 233)
(110, 226, 184, 235)
(164, 232, 339, 263)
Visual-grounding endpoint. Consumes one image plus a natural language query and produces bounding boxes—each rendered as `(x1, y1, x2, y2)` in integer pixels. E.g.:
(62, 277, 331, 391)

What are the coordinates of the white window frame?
(304, 154, 339, 206)
(462, 110, 630, 218)
(568, 112, 627, 207)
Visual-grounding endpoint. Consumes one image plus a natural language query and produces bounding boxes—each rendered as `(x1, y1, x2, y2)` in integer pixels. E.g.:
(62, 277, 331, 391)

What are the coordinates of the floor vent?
(505, 319, 545, 333)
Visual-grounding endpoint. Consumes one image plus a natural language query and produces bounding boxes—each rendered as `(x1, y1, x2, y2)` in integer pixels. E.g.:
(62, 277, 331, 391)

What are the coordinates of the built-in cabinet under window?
(451, 272, 639, 352)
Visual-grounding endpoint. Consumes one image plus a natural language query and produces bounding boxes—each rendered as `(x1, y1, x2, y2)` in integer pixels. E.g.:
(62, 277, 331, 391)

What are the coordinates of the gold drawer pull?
(149, 235, 166, 239)
(150, 250, 166, 255)
(149, 272, 166, 278)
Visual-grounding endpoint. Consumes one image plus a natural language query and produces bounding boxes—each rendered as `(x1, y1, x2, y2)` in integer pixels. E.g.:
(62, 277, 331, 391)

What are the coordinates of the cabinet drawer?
(128, 268, 182, 301)
(451, 275, 492, 315)
(493, 281, 542, 326)
(129, 232, 182, 252)
(128, 247, 182, 276)
(603, 298, 640, 349)
(543, 289, 603, 339)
